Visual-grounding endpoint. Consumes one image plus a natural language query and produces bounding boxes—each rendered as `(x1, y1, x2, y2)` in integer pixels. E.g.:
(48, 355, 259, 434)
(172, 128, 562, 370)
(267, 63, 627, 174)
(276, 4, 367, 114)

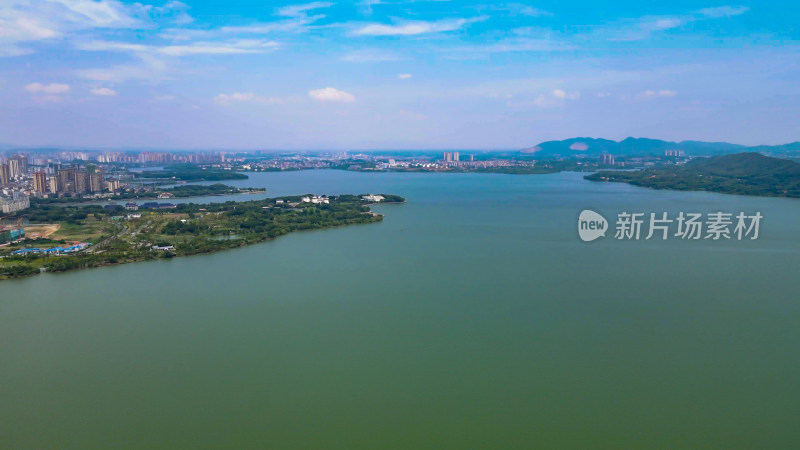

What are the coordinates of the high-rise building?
(74, 171, 89, 194)
(8, 159, 20, 179)
(453, 152, 459, 162)
(89, 171, 104, 193)
(600, 153, 615, 165)
(11, 155, 28, 174)
(107, 179, 121, 192)
(0, 164, 9, 185)
(58, 168, 75, 194)
(48, 177, 59, 195)
(33, 172, 47, 194)
(443, 152, 452, 161)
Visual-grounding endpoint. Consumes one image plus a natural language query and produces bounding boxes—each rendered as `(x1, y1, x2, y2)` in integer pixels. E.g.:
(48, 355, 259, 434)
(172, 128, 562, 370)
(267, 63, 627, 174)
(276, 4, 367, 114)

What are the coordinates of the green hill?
(526, 137, 782, 157)
(585, 153, 800, 198)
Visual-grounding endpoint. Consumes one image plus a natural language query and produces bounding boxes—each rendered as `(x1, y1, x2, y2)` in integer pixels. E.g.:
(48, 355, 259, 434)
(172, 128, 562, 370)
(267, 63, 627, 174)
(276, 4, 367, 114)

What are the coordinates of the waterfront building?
(362, 194, 385, 202)
(301, 195, 330, 204)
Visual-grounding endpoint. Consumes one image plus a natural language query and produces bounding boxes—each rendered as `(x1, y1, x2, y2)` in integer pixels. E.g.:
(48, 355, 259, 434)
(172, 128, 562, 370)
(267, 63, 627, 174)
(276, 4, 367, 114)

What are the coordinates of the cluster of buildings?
(0, 192, 30, 214)
(1, 152, 130, 214)
(0, 227, 25, 244)
(121, 202, 176, 211)
(12, 243, 89, 255)
(300, 195, 330, 204)
(600, 153, 615, 165)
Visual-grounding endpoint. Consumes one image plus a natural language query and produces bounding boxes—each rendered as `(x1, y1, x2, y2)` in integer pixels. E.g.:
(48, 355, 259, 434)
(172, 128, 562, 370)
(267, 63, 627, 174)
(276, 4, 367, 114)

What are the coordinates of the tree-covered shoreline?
(0, 194, 404, 280)
(31, 183, 265, 205)
(585, 153, 800, 198)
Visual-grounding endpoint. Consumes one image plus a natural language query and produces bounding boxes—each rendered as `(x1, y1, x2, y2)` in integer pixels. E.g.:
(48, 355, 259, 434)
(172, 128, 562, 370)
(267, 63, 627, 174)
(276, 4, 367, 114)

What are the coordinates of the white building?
(362, 194, 385, 203)
(0, 195, 30, 214)
(301, 195, 330, 204)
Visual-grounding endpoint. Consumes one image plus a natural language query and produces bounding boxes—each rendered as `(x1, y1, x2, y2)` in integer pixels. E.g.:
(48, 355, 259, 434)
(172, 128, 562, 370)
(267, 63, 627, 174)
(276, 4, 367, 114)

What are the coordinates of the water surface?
(2, 171, 799, 448)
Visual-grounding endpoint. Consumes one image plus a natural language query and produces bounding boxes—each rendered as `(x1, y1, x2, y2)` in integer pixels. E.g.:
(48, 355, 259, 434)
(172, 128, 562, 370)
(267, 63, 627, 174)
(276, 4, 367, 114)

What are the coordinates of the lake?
(2, 170, 799, 448)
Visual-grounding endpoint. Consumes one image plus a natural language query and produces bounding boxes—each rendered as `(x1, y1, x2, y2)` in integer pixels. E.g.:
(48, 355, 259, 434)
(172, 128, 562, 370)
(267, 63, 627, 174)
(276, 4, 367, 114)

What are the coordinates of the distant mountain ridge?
(526, 137, 797, 156)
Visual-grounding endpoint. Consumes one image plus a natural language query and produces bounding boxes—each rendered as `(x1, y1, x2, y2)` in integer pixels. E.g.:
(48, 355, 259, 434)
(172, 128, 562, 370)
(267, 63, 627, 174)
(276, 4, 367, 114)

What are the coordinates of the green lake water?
(2, 170, 799, 448)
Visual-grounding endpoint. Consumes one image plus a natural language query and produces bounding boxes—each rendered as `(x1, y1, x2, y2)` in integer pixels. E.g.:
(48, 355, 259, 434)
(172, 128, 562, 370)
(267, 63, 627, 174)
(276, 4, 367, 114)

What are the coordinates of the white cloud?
(308, 87, 355, 102)
(77, 54, 168, 82)
(695, 5, 749, 18)
(495, 4, 553, 17)
(77, 41, 149, 52)
(602, 6, 750, 42)
(449, 37, 574, 56)
(397, 73, 412, 79)
(214, 92, 283, 105)
(24, 82, 70, 94)
(276, 2, 333, 18)
(642, 89, 677, 98)
(353, 17, 486, 36)
(158, 40, 278, 56)
(215, 92, 254, 104)
(90, 87, 117, 96)
(78, 39, 279, 56)
(0, 0, 143, 57)
(552, 89, 579, 100)
(147, 0, 194, 25)
(47, 0, 138, 27)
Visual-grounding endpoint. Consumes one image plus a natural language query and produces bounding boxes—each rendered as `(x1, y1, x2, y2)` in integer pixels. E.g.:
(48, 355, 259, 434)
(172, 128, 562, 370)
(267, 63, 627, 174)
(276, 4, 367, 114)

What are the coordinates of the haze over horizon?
(2, 0, 799, 149)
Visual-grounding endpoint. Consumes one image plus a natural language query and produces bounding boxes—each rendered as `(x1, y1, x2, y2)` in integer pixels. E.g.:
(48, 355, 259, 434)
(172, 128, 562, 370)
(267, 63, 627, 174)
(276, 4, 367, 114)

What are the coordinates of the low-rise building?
(301, 195, 330, 204)
(362, 194, 385, 203)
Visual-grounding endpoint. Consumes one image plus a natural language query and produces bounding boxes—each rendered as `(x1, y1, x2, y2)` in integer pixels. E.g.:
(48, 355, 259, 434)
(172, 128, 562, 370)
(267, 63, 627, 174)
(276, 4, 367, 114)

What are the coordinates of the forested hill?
(524, 137, 799, 157)
(584, 153, 800, 198)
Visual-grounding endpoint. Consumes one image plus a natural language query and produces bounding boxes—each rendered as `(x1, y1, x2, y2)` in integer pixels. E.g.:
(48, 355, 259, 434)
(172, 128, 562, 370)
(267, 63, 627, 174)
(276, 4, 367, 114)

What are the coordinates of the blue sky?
(1, 0, 798, 150)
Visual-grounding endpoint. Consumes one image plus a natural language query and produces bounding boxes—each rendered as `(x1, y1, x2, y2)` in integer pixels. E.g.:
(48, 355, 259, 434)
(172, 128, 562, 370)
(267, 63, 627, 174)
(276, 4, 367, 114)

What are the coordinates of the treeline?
(585, 153, 800, 198)
(136, 165, 248, 181)
(19, 205, 113, 224)
(32, 184, 264, 204)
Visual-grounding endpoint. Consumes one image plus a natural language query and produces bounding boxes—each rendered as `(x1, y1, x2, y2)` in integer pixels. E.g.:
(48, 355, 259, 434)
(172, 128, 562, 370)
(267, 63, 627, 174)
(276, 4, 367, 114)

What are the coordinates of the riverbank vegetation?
(32, 184, 265, 205)
(0, 194, 404, 280)
(585, 153, 800, 198)
(135, 164, 249, 181)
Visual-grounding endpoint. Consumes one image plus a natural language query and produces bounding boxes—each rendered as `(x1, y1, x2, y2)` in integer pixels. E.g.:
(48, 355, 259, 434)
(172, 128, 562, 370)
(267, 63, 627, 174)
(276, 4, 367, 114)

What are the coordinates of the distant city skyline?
(1, 0, 799, 149)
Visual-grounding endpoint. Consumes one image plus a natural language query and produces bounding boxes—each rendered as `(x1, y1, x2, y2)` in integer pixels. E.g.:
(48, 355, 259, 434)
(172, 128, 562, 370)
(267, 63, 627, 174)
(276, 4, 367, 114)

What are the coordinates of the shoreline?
(0, 195, 403, 281)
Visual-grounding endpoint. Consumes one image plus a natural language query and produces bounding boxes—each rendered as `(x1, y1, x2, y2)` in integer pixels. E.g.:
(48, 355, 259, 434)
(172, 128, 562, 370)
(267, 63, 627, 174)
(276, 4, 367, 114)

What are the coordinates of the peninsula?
(585, 153, 800, 198)
(0, 194, 404, 280)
